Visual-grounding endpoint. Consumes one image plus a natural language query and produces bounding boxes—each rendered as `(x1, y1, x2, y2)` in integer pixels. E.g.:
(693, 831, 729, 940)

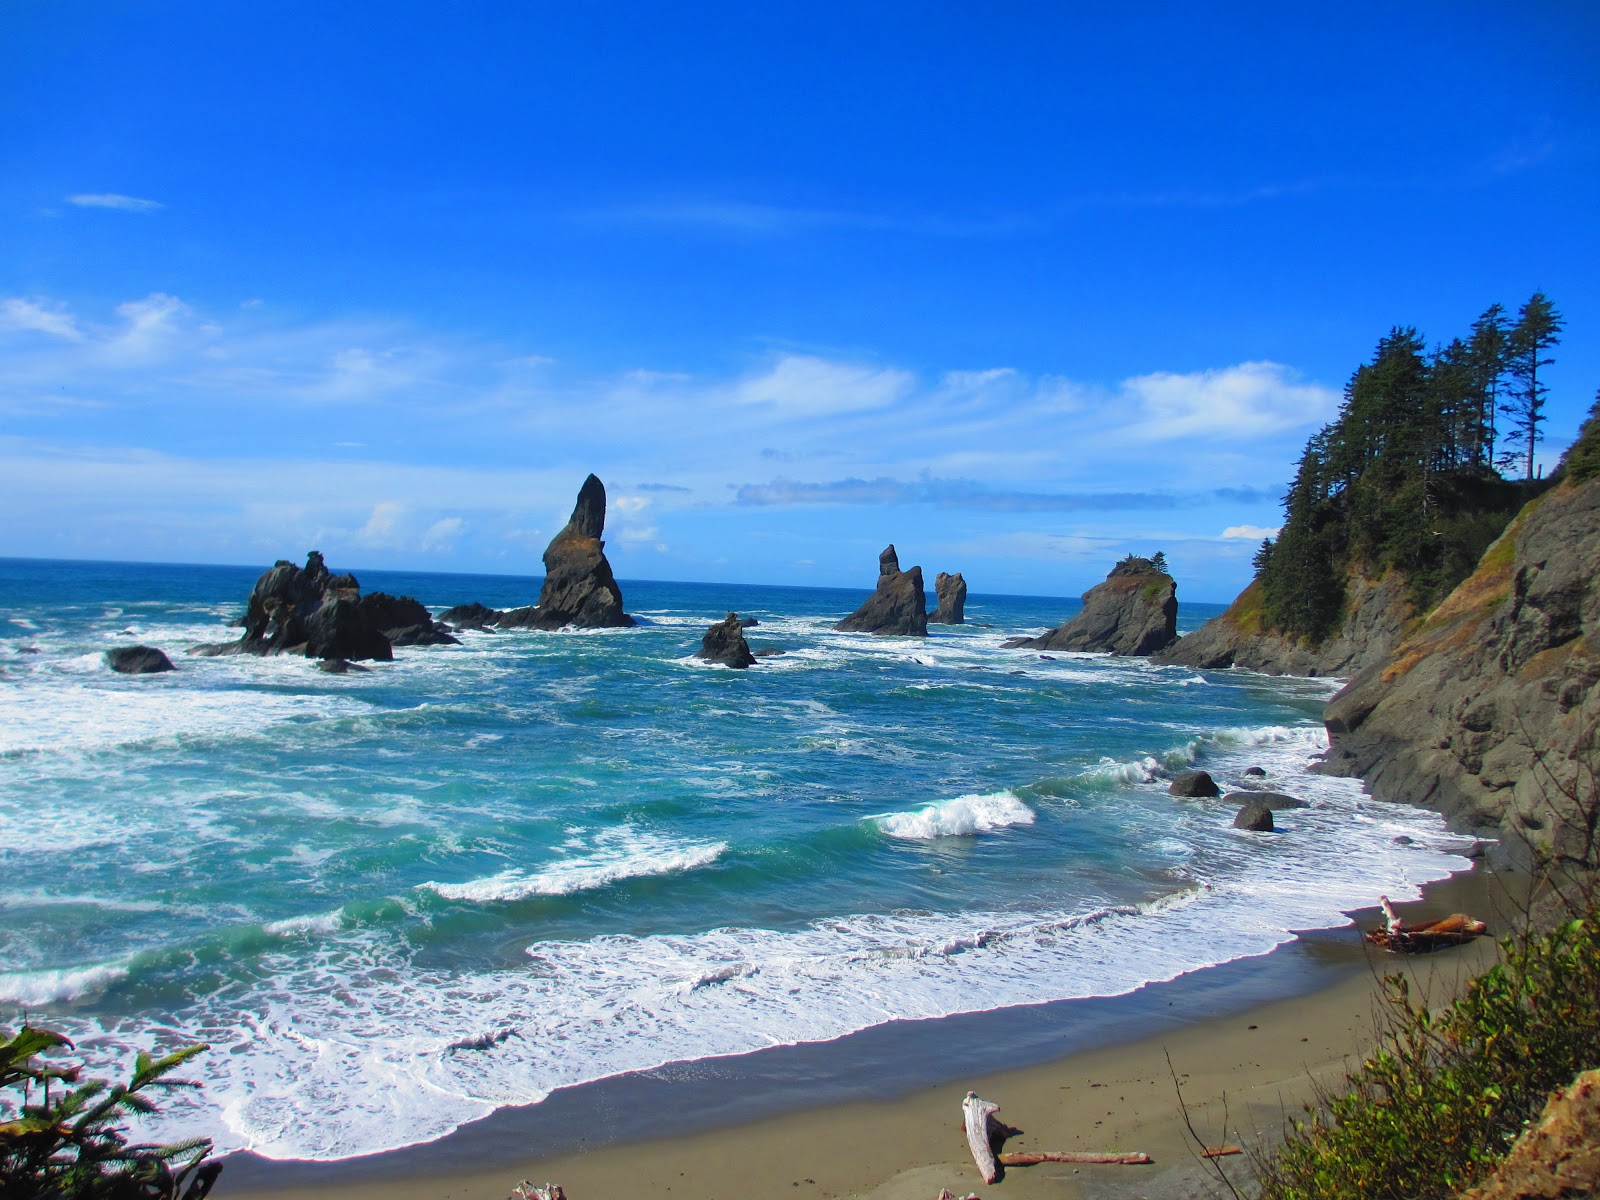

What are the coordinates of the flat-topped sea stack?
(190, 550, 457, 661)
(1006, 555, 1177, 655)
(498, 474, 634, 630)
(835, 545, 928, 637)
(927, 571, 967, 624)
(697, 612, 756, 668)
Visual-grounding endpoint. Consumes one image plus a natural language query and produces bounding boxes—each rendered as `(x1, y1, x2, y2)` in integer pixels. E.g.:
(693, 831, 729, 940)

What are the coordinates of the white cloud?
(0, 298, 83, 341)
(358, 501, 405, 543)
(66, 193, 163, 212)
(733, 354, 913, 417)
(1222, 524, 1280, 540)
(612, 495, 651, 514)
(112, 293, 189, 354)
(614, 523, 660, 543)
(1121, 361, 1336, 440)
(420, 517, 465, 551)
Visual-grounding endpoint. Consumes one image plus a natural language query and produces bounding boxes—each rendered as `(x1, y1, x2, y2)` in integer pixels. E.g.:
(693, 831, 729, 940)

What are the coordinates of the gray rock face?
(927, 571, 968, 624)
(1169, 770, 1221, 797)
(1154, 572, 1414, 676)
(698, 612, 757, 668)
(1321, 479, 1600, 869)
(1010, 563, 1176, 655)
(439, 602, 506, 630)
(499, 475, 634, 630)
(835, 545, 928, 637)
(361, 593, 460, 646)
(106, 645, 174, 674)
(1233, 799, 1276, 831)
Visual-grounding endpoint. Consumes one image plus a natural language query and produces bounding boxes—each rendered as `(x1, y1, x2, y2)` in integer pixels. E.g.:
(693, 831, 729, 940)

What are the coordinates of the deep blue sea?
(0, 557, 1470, 1163)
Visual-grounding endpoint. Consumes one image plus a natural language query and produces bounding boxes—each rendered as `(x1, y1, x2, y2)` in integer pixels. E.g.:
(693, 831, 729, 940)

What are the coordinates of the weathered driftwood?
(935, 1190, 981, 1200)
(1200, 1144, 1243, 1159)
(1365, 898, 1486, 953)
(508, 1184, 565, 1200)
(962, 1091, 1003, 1184)
(999, 1151, 1152, 1166)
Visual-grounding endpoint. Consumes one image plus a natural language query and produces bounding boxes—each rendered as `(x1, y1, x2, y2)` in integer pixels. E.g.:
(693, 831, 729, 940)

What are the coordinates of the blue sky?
(2, 3, 1596, 602)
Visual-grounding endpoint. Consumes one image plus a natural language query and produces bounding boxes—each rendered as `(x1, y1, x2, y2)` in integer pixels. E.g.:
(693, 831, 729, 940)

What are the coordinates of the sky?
(2, 3, 1597, 602)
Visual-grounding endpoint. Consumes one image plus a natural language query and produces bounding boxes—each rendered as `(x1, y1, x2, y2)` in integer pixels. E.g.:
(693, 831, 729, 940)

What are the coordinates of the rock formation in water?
(1006, 557, 1176, 655)
(1168, 770, 1221, 797)
(498, 475, 634, 630)
(361, 593, 460, 646)
(192, 551, 395, 661)
(438, 602, 505, 631)
(927, 571, 967, 625)
(1320, 468, 1600, 869)
(697, 612, 757, 669)
(1232, 798, 1275, 831)
(106, 645, 174, 674)
(834, 545, 928, 637)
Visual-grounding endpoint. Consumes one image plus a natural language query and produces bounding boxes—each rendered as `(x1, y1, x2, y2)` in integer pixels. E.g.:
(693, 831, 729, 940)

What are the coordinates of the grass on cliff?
(1254, 910, 1600, 1199)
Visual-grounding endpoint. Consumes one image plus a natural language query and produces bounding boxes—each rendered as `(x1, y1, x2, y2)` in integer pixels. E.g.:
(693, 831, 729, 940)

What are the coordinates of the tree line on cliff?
(1253, 293, 1568, 643)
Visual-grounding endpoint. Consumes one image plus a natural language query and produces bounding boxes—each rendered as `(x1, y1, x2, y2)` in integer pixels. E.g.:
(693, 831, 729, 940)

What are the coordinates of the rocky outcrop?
(361, 593, 459, 646)
(106, 645, 174, 674)
(1222, 791, 1307, 810)
(1459, 1068, 1600, 1199)
(835, 545, 928, 637)
(698, 612, 756, 669)
(1154, 571, 1415, 676)
(192, 551, 395, 661)
(1007, 560, 1176, 655)
(927, 572, 967, 625)
(438, 602, 505, 631)
(1320, 477, 1600, 867)
(498, 475, 634, 630)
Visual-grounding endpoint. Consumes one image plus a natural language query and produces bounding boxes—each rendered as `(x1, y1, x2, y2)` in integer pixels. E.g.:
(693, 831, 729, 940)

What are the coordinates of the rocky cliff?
(499, 474, 634, 629)
(1321, 475, 1600, 865)
(1154, 570, 1416, 676)
(1008, 560, 1176, 655)
(835, 545, 928, 636)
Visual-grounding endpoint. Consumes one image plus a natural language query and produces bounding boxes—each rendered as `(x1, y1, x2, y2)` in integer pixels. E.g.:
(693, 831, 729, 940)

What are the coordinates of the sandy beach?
(217, 865, 1519, 1200)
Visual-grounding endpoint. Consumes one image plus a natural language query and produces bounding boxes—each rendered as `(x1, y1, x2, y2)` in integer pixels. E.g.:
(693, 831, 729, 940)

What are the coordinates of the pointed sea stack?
(1006, 556, 1177, 656)
(698, 612, 756, 668)
(927, 571, 967, 624)
(835, 545, 928, 637)
(499, 474, 634, 629)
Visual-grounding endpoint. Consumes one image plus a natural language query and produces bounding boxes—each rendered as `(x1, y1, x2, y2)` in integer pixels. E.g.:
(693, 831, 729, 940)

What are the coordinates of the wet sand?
(219, 865, 1521, 1199)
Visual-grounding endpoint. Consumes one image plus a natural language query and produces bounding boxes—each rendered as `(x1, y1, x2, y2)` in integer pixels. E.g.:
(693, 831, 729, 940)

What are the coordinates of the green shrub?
(0, 1025, 220, 1199)
(1258, 913, 1600, 1199)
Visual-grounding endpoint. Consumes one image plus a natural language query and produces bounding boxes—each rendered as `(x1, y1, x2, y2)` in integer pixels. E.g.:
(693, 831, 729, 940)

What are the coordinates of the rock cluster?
(835, 545, 928, 637)
(1321, 476, 1600, 867)
(1008, 560, 1176, 655)
(497, 475, 634, 630)
(106, 645, 174, 674)
(697, 612, 756, 669)
(927, 571, 967, 625)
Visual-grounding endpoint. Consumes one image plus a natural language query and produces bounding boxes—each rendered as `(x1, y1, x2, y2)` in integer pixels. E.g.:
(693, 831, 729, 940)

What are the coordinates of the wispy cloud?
(733, 354, 913, 418)
(733, 475, 1274, 512)
(588, 199, 1037, 239)
(0, 298, 83, 341)
(66, 193, 163, 212)
(1119, 361, 1336, 441)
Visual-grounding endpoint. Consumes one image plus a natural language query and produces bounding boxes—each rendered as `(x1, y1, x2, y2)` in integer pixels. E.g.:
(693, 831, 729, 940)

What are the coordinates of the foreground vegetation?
(0, 1028, 219, 1199)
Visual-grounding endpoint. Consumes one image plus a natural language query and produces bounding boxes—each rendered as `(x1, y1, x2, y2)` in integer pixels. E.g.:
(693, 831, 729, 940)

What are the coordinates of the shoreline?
(218, 865, 1518, 1199)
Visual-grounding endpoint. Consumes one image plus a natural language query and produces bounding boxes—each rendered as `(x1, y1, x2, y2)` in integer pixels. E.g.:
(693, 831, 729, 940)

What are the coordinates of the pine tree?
(1251, 538, 1274, 577)
(1150, 550, 1168, 573)
(1466, 303, 1509, 469)
(1501, 292, 1564, 481)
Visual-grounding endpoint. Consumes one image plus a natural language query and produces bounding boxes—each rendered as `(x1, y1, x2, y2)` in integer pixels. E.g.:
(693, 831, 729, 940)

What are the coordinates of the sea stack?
(1006, 555, 1177, 656)
(193, 551, 396, 661)
(499, 474, 634, 629)
(697, 612, 756, 668)
(927, 571, 968, 624)
(835, 545, 928, 637)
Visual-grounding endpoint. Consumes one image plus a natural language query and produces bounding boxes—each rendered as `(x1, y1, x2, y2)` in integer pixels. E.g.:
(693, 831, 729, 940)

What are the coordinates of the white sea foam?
(0, 960, 130, 1005)
(421, 825, 727, 902)
(873, 791, 1036, 840)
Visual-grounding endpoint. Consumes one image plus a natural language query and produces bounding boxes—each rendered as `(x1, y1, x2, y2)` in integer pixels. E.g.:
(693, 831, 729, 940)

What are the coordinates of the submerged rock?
(698, 612, 757, 669)
(835, 545, 928, 637)
(1011, 557, 1176, 655)
(106, 645, 174, 674)
(1222, 791, 1307, 810)
(1168, 770, 1221, 798)
(498, 475, 634, 630)
(1233, 799, 1276, 831)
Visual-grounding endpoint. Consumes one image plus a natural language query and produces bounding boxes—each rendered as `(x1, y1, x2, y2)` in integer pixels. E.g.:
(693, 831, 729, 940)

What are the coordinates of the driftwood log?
(1200, 1144, 1243, 1159)
(1000, 1151, 1152, 1165)
(1365, 897, 1486, 952)
(962, 1092, 1003, 1184)
(508, 1184, 566, 1200)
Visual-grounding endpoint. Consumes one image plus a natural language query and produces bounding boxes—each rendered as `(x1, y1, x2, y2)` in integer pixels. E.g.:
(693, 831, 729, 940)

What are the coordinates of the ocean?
(0, 557, 1470, 1165)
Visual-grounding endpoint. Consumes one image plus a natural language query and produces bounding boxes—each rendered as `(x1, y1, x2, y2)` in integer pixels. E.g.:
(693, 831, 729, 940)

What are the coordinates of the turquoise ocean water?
(0, 558, 1470, 1163)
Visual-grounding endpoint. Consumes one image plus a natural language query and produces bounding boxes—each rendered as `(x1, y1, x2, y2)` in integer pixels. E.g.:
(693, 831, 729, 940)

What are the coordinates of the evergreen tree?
(1251, 538, 1274, 578)
(1466, 303, 1509, 469)
(1150, 550, 1168, 573)
(1501, 292, 1564, 481)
